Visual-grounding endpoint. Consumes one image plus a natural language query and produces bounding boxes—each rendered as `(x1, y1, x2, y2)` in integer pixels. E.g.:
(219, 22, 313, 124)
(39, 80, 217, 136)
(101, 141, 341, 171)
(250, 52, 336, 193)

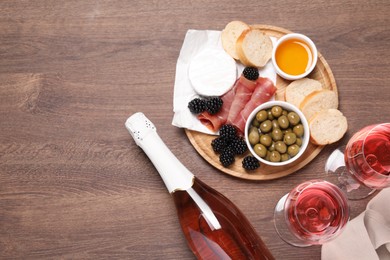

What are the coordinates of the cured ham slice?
(197, 85, 235, 132)
(197, 75, 275, 134)
(226, 76, 257, 125)
(231, 77, 276, 134)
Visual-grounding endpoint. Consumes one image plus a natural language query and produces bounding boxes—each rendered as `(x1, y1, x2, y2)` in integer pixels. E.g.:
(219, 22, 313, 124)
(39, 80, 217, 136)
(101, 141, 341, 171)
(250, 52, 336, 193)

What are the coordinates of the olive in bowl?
(244, 101, 310, 166)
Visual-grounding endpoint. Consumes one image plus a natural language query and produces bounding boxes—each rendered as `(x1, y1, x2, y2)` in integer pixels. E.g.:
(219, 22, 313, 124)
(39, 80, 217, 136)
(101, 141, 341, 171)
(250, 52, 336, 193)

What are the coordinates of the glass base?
(325, 147, 376, 200)
(273, 194, 311, 247)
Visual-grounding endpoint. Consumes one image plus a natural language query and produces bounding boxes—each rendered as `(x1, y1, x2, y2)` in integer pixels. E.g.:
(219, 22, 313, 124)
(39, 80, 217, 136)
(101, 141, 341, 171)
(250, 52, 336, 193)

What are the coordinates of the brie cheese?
(188, 48, 237, 96)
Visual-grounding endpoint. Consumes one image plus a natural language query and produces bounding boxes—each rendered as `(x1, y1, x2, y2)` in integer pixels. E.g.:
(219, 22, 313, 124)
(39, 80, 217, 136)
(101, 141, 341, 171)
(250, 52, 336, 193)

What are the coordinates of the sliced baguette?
(300, 89, 338, 121)
(221, 21, 250, 60)
(235, 28, 273, 67)
(285, 78, 323, 108)
(309, 109, 348, 145)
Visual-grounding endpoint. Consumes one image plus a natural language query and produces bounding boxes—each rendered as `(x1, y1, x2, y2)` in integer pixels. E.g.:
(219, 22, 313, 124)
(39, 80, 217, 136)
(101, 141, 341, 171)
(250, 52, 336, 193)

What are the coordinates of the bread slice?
(235, 29, 273, 67)
(300, 89, 338, 121)
(285, 78, 323, 108)
(309, 109, 348, 145)
(221, 21, 250, 60)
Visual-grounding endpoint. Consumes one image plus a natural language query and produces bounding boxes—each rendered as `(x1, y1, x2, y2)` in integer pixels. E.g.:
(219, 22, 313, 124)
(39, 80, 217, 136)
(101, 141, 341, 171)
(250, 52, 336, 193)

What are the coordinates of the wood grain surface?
(0, 1, 389, 259)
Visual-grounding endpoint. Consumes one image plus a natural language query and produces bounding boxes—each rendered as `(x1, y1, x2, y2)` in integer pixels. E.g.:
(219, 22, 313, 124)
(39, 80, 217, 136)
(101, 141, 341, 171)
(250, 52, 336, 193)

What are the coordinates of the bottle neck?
(140, 131, 195, 193)
(126, 113, 194, 193)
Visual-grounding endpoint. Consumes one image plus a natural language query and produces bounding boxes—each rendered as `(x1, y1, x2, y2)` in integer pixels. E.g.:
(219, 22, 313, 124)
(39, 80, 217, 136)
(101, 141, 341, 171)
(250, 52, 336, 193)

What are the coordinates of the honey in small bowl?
(272, 33, 318, 80)
(275, 39, 313, 76)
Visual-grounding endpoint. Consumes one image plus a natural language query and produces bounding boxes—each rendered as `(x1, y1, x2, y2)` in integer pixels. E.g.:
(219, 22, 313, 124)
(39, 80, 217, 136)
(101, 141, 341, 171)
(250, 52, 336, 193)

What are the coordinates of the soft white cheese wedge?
(188, 48, 237, 96)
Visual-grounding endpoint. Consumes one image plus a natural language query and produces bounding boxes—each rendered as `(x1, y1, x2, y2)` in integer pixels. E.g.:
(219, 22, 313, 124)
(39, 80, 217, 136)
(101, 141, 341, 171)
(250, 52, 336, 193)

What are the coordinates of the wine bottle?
(126, 112, 274, 260)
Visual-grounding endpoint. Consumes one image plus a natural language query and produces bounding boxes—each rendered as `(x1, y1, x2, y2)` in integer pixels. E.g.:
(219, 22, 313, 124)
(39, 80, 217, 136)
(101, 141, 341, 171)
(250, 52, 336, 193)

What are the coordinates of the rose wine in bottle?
(126, 113, 274, 260)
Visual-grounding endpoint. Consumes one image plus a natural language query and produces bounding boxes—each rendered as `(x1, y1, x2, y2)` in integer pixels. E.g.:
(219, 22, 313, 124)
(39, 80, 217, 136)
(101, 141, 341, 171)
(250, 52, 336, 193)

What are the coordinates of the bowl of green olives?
(245, 101, 310, 166)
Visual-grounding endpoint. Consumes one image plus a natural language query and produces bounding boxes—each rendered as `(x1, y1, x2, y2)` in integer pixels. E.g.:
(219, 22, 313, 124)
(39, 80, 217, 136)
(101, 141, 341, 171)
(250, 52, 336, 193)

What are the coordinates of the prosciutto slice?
(197, 84, 235, 132)
(231, 77, 276, 134)
(197, 75, 275, 134)
(225, 76, 257, 125)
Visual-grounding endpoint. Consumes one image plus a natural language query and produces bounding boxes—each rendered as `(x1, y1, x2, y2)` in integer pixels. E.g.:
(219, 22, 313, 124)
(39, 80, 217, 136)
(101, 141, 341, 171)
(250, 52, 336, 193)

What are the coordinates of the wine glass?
(274, 179, 349, 247)
(325, 123, 390, 200)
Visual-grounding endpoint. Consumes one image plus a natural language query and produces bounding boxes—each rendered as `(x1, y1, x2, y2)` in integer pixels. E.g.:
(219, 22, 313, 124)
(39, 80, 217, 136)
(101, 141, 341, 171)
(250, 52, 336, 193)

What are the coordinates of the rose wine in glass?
(326, 123, 390, 199)
(126, 113, 274, 260)
(274, 180, 349, 247)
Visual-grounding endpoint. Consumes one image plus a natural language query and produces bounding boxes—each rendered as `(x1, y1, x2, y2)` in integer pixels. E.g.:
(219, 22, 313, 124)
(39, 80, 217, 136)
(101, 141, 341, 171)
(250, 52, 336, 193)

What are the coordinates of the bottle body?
(173, 178, 274, 260)
(126, 113, 274, 260)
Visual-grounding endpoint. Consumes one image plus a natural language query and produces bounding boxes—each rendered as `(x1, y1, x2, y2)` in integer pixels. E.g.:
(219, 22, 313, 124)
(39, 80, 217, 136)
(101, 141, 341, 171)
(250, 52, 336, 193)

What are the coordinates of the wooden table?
(1, 1, 389, 259)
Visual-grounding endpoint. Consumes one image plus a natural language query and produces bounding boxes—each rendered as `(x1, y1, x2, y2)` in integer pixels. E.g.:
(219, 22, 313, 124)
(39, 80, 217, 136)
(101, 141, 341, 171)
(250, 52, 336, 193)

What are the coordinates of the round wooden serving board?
(185, 24, 337, 180)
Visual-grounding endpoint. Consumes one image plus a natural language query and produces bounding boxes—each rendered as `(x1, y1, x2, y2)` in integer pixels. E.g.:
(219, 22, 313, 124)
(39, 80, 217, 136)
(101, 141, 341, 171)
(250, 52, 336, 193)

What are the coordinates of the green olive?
(253, 143, 267, 158)
(269, 151, 281, 162)
(271, 128, 283, 141)
(281, 153, 290, 162)
(296, 137, 302, 147)
(265, 151, 271, 161)
(267, 110, 274, 120)
(269, 141, 275, 151)
(287, 112, 301, 126)
(284, 133, 297, 145)
(260, 120, 272, 133)
(260, 134, 272, 147)
(249, 126, 258, 133)
(256, 110, 268, 122)
(271, 106, 283, 118)
(248, 130, 260, 145)
(284, 128, 293, 134)
(271, 119, 280, 130)
(293, 124, 304, 137)
(278, 115, 290, 129)
(275, 141, 287, 154)
(282, 110, 288, 116)
(287, 144, 300, 157)
(251, 118, 260, 127)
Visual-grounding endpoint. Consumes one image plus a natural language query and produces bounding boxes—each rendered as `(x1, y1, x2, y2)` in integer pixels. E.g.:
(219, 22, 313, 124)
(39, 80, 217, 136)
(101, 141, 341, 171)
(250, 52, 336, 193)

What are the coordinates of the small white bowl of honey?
(272, 33, 318, 80)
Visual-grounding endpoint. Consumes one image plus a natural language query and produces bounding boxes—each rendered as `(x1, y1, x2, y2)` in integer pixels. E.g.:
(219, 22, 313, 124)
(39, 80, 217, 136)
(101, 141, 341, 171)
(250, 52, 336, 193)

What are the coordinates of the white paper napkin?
(171, 29, 277, 135)
(322, 188, 390, 260)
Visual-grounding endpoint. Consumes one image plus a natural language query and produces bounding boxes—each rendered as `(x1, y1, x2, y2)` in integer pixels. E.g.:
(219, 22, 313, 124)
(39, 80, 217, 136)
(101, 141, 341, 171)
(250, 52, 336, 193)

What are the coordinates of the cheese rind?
(188, 48, 237, 96)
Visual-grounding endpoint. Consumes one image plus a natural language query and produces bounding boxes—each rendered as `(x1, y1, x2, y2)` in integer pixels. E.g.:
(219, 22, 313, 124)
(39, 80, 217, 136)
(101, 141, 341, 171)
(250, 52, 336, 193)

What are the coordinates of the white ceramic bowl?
(244, 101, 310, 166)
(272, 33, 318, 81)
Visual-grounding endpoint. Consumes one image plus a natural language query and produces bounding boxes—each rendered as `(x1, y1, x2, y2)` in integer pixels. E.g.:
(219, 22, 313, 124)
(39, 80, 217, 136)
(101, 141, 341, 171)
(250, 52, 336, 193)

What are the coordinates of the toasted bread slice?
(235, 28, 273, 67)
(309, 109, 348, 145)
(300, 89, 338, 121)
(285, 78, 323, 108)
(221, 21, 250, 60)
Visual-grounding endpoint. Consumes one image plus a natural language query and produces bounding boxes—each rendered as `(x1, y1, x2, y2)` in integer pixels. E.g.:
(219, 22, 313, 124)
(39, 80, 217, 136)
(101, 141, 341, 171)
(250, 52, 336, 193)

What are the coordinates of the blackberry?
(188, 98, 206, 114)
(230, 138, 248, 155)
(219, 148, 235, 167)
(205, 97, 223, 115)
(211, 137, 228, 153)
(219, 124, 237, 141)
(242, 156, 260, 170)
(243, 67, 259, 81)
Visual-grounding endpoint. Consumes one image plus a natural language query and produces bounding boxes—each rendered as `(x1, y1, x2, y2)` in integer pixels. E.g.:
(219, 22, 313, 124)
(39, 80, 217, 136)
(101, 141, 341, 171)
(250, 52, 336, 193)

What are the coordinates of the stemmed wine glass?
(274, 179, 349, 247)
(325, 123, 390, 200)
